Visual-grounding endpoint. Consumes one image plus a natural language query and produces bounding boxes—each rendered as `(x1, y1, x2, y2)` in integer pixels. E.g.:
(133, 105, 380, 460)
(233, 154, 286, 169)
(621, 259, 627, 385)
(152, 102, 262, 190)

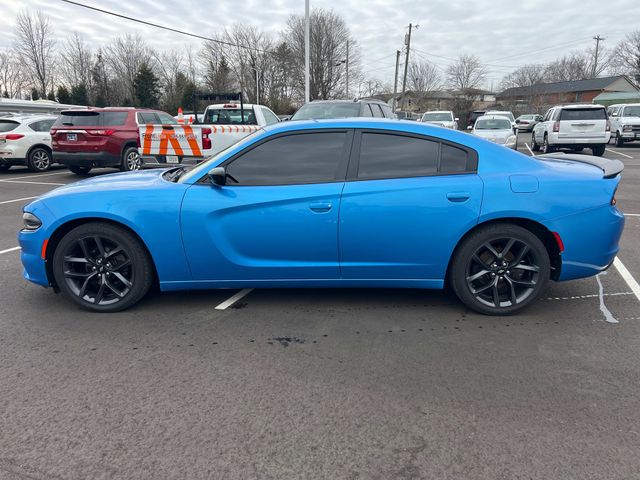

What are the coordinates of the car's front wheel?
(615, 132, 624, 147)
(541, 134, 553, 154)
(52, 222, 154, 312)
(450, 223, 550, 315)
(27, 147, 52, 172)
(531, 133, 540, 152)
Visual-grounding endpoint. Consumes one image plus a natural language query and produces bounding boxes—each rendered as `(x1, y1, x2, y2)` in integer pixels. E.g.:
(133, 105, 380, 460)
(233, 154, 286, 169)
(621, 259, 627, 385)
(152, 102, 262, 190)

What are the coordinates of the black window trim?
(196, 128, 355, 186)
(347, 129, 478, 182)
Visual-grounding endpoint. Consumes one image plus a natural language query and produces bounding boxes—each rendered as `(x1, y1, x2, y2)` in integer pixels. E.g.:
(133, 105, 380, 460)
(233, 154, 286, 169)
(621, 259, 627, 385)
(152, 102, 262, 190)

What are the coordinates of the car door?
(339, 130, 483, 280)
(180, 130, 352, 281)
(534, 109, 552, 142)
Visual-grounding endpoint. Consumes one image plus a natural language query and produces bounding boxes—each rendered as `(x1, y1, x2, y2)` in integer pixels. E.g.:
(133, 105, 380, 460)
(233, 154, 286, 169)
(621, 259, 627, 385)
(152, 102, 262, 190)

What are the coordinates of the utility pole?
(400, 23, 418, 111)
(392, 49, 401, 111)
(592, 35, 605, 78)
(304, 0, 310, 102)
(346, 40, 349, 98)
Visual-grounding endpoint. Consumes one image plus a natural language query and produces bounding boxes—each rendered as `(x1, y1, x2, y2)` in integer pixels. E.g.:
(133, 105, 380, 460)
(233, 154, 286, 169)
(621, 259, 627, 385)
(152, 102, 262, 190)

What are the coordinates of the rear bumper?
(549, 132, 610, 145)
(0, 157, 27, 166)
(53, 151, 120, 168)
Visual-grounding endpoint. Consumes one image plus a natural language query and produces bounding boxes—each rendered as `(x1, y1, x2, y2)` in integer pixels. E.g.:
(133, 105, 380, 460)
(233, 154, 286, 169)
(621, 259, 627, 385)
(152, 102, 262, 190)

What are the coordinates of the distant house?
(390, 89, 496, 114)
(497, 75, 639, 113)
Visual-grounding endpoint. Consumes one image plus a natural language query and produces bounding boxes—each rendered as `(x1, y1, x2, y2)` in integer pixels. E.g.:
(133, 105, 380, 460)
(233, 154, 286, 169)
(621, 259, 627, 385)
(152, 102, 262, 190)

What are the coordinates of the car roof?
(423, 110, 453, 114)
(475, 115, 513, 123)
(305, 99, 385, 105)
(0, 114, 57, 123)
(485, 110, 513, 114)
(554, 104, 605, 109)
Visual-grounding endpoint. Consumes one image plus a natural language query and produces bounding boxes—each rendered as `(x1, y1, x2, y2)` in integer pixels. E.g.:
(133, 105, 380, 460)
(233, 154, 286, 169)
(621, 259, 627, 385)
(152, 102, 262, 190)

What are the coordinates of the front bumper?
(18, 201, 56, 288)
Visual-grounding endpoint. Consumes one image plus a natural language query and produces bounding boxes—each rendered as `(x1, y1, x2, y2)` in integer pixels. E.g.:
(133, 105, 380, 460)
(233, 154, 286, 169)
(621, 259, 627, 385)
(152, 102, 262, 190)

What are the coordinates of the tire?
(615, 132, 624, 148)
(592, 144, 606, 157)
(450, 223, 550, 316)
(52, 222, 154, 312)
(69, 166, 92, 175)
(0, 164, 10, 172)
(121, 146, 142, 172)
(573, 147, 584, 153)
(27, 147, 52, 172)
(531, 132, 540, 152)
(541, 134, 553, 154)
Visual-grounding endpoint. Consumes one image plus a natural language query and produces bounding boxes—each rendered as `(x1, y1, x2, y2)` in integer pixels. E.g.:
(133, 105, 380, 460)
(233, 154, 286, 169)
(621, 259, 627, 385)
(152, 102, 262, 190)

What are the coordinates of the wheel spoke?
(506, 275, 536, 287)
(104, 247, 123, 259)
(78, 272, 97, 298)
(492, 281, 501, 307)
(483, 242, 500, 259)
(94, 278, 106, 304)
(472, 253, 490, 268)
(510, 245, 530, 266)
(512, 264, 539, 273)
(64, 256, 89, 264)
(502, 238, 516, 258)
(105, 278, 125, 298)
(94, 236, 106, 256)
(472, 278, 495, 295)
(112, 271, 132, 288)
(78, 238, 92, 262)
(504, 277, 518, 305)
(111, 259, 131, 271)
(467, 269, 489, 282)
(64, 270, 94, 279)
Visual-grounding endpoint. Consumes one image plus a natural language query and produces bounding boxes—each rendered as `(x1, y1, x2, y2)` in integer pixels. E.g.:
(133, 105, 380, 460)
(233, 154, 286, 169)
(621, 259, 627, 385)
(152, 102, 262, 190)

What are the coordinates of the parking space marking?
(596, 274, 618, 323)
(546, 291, 633, 301)
(0, 180, 66, 186)
(606, 148, 633, 159)
(0, 196, 39, 205)
(524, 143, 535, 156)
(0, 246, 21, 255)
(214, 288, 254, 310)
(0, 171, 70, 181)
(624, 213, 640, 217)
(613, 257, 640, 303)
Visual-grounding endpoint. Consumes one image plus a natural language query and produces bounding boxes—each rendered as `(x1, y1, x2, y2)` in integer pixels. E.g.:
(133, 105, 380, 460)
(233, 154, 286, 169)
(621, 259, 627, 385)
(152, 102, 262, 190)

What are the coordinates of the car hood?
(37, 169, 173, 202)
(423, 121, 454, 127)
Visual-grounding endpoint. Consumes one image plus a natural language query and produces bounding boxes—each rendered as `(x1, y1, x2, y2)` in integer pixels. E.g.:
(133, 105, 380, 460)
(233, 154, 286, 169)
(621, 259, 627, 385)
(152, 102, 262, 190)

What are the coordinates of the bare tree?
(0, 51, 28, 98)
(14, 10, 56, 97)
(285, 8, 358, 100)
(611, 30, 640, 80)
(104, 34, 153, 104)
(543, 51, 591, 82)
(446, 54, 487, 92)
(408, 60, 442, 99)
(60, 32, 93, 90)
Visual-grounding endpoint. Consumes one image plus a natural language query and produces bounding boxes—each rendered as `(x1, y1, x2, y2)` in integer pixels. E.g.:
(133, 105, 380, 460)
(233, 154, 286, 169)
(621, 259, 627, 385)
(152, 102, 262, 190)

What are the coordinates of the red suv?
(51, 108, 178, 175)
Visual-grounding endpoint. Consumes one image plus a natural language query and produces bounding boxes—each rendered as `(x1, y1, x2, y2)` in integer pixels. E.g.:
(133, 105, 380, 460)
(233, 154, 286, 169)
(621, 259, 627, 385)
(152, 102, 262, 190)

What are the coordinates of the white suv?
(420, 110, 458, 129)
(607, 103, 640, 147)
(531, 104, 610, 156)
(0, 115, 57, 172)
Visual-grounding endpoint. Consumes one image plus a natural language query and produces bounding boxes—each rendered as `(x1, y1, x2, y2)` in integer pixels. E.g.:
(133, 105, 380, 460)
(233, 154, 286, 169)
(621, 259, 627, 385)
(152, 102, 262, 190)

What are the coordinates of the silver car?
(472, 115, 518, 149)
(515, 114, 543, 132)
(420, 111, 458, 129)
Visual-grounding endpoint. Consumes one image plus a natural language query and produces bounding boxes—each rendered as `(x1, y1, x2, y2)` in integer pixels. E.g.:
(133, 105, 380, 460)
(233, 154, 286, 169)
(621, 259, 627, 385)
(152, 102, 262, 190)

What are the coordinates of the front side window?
(622, 106, 640, 117)
(157, 113, 178, 125)
(261, 107, 280, 126)
(225, 131, 348, 185)
(380, 104, 394, 118)
(369, 104, 384, 118)
(102, 111, 128, 126)
(357, 133, 439, 180)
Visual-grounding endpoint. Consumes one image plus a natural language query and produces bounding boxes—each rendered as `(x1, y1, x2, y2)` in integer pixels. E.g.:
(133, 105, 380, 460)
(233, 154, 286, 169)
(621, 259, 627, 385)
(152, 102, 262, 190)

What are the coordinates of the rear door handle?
(447, 192, 471, 202)
(309, 201, 332, 213)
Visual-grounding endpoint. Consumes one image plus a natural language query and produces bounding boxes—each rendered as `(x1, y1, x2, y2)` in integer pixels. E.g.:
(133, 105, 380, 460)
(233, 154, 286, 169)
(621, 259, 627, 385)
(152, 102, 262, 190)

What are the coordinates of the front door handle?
(447, 192, 471, 202)
(309, 201, 332, 213)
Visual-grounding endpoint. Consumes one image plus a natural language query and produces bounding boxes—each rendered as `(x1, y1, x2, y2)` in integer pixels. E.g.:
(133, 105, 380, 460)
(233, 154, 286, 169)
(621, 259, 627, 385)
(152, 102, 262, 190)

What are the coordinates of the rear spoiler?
(537, 153, 624, 179)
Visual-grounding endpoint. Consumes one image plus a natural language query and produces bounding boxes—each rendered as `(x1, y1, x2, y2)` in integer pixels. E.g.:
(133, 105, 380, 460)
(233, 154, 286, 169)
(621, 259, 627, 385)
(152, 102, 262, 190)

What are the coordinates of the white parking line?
(0, 196, 39, 205)
(0, 180, 65, 186)
(624, 213, 640, 217)
(0, 246, 21, 255)
(606, 148, 633, 159)
(0, 171, 69, 181)
(613, 257, 640, 304)
(524, 143, 535, 156)
(214, 288, 254, 310)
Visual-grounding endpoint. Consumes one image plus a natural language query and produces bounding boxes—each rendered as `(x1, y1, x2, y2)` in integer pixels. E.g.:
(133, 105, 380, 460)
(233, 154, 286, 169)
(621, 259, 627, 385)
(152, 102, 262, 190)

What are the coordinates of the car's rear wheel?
(615, 132, 624, 147)
(27, 147, 51, 172)
(0, 164, 10, 172)
(450, 224, 550, 316)
(121, 147, 142, 172)
(541, 134, 553, 154)
(52, 222, 153, 312)
(573, 147, 584, 152)
(530, 133, 540, 152)
(69, 166, 92, 175)
(592, 144, 606, 156)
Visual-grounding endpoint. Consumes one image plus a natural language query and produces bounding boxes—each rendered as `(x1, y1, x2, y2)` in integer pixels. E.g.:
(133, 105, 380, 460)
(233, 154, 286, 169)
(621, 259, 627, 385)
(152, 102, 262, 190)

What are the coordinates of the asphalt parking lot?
(1, 139, 640, 479)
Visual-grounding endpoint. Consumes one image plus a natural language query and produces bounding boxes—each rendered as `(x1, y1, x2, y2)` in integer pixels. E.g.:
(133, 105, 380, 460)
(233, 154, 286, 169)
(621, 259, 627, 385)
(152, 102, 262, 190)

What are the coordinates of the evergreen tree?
(70, 83, 89, 105)
(56, 85, 71, 104)
(133, 62, 160, 108)
(30, 88, 40, 100)
(47, 90, 55, 101)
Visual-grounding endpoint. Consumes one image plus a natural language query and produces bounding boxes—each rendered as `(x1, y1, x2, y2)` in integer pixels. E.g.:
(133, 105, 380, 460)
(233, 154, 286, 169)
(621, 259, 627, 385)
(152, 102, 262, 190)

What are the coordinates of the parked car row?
(607, 103, 640, 147)
(0, 115, 57, 172)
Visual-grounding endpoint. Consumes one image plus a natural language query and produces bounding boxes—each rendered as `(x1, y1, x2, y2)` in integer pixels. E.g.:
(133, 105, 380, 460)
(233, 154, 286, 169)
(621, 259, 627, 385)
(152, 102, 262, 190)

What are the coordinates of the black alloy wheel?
(451, 224, 550, 315)
(52, 223, 153, 312)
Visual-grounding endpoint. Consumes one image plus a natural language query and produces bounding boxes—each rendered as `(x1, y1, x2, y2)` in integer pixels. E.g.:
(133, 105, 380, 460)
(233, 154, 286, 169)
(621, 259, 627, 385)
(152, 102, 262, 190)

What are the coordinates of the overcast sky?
(0, 0, 636, 90)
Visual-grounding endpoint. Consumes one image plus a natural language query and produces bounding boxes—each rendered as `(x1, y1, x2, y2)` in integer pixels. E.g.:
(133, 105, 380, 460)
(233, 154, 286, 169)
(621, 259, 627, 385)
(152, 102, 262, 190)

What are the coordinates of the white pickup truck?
(138, 103, 280, 163)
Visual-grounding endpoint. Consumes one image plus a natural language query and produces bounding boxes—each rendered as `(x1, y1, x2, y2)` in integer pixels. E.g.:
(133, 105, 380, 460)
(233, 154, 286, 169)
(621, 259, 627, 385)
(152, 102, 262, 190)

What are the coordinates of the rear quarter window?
(560, 108, 606, 121)
(102, 111, 129, 126)
(0, 120, 19, 132)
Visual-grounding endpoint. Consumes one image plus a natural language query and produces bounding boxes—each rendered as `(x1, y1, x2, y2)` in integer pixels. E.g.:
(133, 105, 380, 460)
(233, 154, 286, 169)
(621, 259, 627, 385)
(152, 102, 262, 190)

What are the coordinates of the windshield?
(291, 103, 361, 120)
(475, 118, 513, 130)
(519, 115, 535, 120)
(422, 112, 453, 122)
(204, 108, 257, 125)
(622, 106, 640, 117)
(179, 128, 265, 183)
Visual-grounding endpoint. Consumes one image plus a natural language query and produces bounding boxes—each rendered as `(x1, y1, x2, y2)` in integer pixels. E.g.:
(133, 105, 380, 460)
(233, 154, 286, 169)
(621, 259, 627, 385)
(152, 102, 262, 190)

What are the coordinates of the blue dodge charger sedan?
(19, 118, 624, 315)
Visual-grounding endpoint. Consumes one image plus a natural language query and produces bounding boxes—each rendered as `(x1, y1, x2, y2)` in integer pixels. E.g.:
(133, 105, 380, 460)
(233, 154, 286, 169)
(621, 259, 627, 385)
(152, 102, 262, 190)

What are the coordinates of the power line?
(59, 0, 272, 54)
(486, 36, 593, 62)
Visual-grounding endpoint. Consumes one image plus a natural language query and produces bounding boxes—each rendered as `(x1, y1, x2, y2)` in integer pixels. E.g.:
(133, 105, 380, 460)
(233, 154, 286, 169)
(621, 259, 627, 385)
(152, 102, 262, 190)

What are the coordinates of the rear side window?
(54, 112, 101, 127)
(138, 112, 159, 124)
(29, 119, 55, 132)
(440, 144, 468, 173)
(157, 113, 178, 125)
(380, 104, 393, 118)
(0, 120, 19, 132)
(102, 111, 128, 126)
(226, 132, 347, 185)
(560, 108, 606, 121)
(369, 104, 384, 118)
(357, 133, 439, 180)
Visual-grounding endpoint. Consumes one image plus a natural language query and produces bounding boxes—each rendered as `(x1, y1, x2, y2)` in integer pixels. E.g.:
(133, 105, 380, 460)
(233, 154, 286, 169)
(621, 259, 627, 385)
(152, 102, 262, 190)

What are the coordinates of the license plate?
(166, 155, 179, 164)
(67, 133, 77, 141)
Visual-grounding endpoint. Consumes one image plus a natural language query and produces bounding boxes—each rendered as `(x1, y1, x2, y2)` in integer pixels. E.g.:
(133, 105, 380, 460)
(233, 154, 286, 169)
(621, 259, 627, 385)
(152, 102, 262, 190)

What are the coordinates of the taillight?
(87, 129, 116, 136)
(50, 129, 57, 137)
(202, 127, 212, 150)
(0, 134, 25, 140)
(611, 186, 618, 206)
(606, 119, 611, 132)
(552, 121, 560, 133)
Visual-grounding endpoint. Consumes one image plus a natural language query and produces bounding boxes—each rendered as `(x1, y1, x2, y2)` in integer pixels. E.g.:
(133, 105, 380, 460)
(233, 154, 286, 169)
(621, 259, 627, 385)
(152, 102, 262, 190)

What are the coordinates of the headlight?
(622, 125, 632, 132)
(506, 135, 517, 144)
(22, 212, 42, 231)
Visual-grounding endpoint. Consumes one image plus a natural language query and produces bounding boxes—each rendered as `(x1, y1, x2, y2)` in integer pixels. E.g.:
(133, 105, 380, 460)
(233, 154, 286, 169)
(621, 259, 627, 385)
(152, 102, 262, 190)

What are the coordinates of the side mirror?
(466, 125, 473, 131)
(455, 117, 459, 121)
(208, 166, 227, 186)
